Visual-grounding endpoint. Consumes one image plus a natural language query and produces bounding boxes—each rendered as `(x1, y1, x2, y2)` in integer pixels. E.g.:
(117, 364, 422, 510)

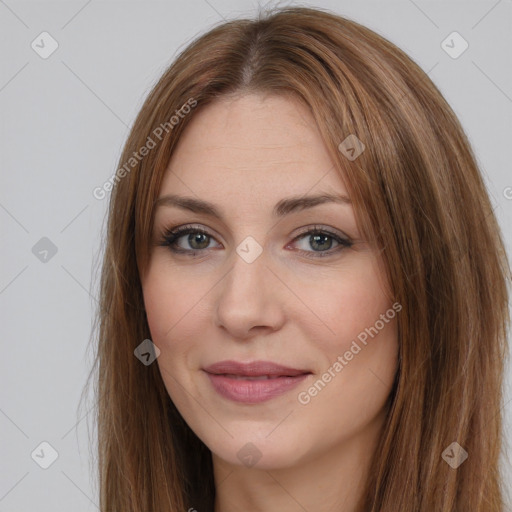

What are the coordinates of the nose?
(214, 245, 286, 340)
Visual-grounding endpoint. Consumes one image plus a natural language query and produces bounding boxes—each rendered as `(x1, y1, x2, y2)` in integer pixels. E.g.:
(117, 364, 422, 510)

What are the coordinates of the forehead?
(159, 93, 349, 203)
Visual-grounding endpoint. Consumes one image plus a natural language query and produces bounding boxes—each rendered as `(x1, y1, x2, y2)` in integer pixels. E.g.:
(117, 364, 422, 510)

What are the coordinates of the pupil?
(189, 233, 209, 250)
(311, 234, 332, 251)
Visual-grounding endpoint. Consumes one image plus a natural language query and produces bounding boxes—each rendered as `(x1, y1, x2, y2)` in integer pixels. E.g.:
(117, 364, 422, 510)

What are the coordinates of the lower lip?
(205, 372, 310, 403)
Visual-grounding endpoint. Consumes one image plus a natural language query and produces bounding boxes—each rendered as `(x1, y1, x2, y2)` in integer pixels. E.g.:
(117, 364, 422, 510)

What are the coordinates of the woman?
(88, 6, 510, 511)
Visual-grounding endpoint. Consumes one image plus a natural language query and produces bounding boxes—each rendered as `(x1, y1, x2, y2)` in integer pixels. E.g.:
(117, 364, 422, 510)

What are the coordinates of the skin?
(141, 92, 399, 512)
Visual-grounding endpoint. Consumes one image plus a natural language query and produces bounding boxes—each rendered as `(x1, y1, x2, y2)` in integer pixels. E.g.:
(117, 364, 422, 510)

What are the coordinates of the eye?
(289, 226, 353, 258)
(157, 225, 221, 254)
(157, 224, 353, 258)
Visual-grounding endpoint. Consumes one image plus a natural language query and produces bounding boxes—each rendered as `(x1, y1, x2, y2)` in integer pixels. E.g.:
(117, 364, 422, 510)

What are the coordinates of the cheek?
(143, 280, 175, 342)
(300, 257, 394, 352)
(141, 259, 216, 408)
(294, 309, 398, 442)
(309, 281, 399, 392)
(296, 256, 399, 409)
(141, 265, 201, 405)
(142, 260, 209, 343)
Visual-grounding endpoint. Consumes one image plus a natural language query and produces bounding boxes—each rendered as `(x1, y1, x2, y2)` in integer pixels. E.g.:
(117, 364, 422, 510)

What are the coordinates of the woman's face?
(141, 93, 399, 470)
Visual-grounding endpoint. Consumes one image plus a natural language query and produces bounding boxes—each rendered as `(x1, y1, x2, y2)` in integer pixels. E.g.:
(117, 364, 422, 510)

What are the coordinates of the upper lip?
(203, 360, 311, 377)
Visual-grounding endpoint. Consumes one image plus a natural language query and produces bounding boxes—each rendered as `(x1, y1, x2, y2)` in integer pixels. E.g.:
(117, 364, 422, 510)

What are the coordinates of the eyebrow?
(154, 192, 351, 219)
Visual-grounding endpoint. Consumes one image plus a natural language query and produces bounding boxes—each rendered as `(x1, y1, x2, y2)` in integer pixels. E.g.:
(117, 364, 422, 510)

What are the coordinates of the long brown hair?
(83, 6, 511, 511)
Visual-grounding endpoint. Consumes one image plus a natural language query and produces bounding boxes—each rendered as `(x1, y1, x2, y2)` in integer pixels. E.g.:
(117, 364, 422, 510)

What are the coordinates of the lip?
(203, 360, 312, 403)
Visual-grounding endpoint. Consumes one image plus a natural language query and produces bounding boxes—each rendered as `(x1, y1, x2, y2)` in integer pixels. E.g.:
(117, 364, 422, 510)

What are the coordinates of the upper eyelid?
(293, 225, 350, 240)
(165, 223, 350, 239)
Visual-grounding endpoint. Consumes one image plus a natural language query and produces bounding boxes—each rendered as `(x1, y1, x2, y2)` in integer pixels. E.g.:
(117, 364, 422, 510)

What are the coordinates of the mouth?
(203, 360, 312, 403)
(204, 360, 310, 377)
(217, 374, 294, 380)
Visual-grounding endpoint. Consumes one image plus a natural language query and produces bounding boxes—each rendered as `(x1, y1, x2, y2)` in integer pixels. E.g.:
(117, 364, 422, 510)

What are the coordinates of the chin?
(207, 431, 308, 471)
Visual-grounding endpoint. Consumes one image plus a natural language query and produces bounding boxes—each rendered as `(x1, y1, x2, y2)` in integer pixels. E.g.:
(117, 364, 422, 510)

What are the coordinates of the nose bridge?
(214, 239, 284, 336)
(224, 240, 269, 303)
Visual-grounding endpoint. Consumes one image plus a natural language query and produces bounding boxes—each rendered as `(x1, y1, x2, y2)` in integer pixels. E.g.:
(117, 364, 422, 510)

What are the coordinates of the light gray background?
(1, 1, 511, 510)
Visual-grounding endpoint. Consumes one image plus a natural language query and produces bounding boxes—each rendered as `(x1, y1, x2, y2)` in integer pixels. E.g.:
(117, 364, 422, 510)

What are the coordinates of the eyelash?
(156, 224, 353, 259)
